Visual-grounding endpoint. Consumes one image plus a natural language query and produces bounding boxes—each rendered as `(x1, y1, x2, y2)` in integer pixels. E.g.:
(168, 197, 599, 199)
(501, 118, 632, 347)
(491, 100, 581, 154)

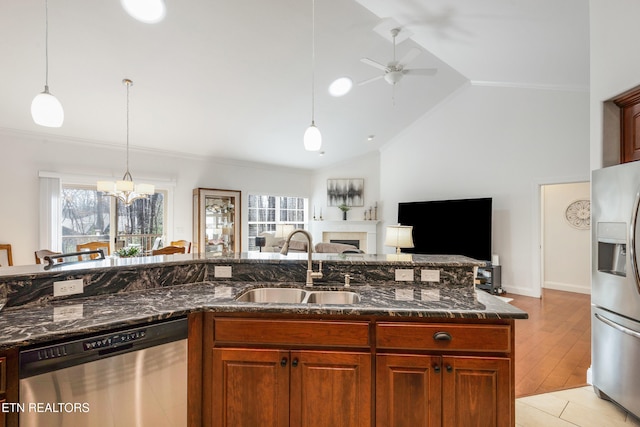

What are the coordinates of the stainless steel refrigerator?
(592, 162, 640, 419)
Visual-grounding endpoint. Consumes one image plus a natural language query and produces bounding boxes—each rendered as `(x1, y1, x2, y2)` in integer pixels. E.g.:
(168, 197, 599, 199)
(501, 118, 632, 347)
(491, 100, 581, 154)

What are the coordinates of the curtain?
(39, 176, 61, 252)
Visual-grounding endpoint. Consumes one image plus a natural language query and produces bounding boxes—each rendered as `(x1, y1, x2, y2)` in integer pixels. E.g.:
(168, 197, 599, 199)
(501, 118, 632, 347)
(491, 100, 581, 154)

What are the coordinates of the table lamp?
(384, 225, 414, 254)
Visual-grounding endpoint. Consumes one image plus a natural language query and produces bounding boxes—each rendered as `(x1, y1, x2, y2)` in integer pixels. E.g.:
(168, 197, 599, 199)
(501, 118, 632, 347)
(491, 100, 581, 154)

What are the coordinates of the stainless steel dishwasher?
(18, 317, 188, 427)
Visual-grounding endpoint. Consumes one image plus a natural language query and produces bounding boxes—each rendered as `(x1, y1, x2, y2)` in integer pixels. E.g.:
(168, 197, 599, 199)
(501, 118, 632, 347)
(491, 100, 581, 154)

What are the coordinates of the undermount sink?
(305, 291, 360, 304)
(235, 288, 306, 303)
(235, 288, 360, 305)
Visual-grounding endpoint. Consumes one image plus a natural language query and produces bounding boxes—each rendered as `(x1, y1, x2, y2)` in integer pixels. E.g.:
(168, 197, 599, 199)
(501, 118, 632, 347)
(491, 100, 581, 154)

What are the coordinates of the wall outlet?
(214, 266, 232, 278)
(395, 269, 414, 281)
(421, 269, 441, 282)
(53, 279, 84, 297)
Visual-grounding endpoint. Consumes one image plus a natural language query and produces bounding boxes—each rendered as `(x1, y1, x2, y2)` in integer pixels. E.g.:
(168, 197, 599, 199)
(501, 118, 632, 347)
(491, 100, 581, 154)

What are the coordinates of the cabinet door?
(376, 354, 442, 427)
(290, 351, 371, 427)
(212, 348, 289, 427)
(441, 356, 511, 427)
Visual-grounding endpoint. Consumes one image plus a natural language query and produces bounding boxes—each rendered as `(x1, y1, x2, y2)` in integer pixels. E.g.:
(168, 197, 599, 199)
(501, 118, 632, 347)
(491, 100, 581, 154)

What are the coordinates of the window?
(61, 184, 165, 254)
(247, 194, 307, 251)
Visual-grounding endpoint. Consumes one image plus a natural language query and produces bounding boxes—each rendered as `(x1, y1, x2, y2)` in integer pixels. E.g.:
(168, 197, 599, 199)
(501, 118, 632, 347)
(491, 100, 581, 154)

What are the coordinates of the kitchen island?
(0, 254, 526, 427)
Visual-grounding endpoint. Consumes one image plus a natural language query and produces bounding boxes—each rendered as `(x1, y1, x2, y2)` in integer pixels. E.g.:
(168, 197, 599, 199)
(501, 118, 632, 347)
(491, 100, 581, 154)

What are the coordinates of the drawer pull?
(433, 332, 452, 341)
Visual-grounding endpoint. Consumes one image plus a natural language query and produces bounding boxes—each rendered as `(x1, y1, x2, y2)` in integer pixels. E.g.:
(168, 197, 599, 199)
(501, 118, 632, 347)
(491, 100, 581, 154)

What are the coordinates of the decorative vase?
(342, 211, 347, 221)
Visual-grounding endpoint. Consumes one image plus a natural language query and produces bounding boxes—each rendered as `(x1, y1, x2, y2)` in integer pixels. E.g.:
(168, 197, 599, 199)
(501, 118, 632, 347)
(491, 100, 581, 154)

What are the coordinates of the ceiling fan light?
(121, 0, 166, 23)
(31, 89, 64, 127)
(329, 77, 353, 97)
(384, 71, 403, 85)
(304, 124, 322, 151)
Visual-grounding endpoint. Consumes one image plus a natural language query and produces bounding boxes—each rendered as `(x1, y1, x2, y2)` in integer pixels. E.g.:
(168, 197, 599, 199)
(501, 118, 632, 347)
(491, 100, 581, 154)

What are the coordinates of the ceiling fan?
(359, 28, 437, 86)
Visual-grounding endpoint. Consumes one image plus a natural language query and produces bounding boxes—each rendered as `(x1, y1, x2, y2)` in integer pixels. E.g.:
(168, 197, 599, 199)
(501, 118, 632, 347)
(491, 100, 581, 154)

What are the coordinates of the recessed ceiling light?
(328, 77, 353, 97)
(367, 135, 375, 141)
(121, 0, 166, 24)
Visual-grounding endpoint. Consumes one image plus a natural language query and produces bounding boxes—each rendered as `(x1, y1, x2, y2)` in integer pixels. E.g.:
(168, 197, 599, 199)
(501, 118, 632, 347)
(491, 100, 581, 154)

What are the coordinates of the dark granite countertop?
(0, 281, 527, 350)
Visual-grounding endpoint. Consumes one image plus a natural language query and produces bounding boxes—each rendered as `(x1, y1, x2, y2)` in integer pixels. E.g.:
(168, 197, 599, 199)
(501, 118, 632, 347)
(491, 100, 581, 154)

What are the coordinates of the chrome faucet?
(280, 229, 323, 286)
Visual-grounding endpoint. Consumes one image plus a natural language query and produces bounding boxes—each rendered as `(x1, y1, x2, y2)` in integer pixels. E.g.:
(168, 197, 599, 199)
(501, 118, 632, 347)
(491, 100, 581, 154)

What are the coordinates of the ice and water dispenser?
(597, 222, 627, 276)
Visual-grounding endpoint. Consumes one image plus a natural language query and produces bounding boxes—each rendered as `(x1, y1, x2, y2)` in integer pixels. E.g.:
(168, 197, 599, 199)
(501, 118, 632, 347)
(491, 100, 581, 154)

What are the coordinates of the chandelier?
(97, 79, 154, 205)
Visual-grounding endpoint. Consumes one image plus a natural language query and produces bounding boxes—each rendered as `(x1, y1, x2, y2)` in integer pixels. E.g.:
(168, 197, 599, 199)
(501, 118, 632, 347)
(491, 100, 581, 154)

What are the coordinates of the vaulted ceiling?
(0, 0, 589, 170)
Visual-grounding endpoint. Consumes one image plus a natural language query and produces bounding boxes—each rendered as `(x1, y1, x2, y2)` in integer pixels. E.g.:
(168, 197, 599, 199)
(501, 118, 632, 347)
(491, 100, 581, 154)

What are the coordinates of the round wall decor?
(565, 199, 590, 230)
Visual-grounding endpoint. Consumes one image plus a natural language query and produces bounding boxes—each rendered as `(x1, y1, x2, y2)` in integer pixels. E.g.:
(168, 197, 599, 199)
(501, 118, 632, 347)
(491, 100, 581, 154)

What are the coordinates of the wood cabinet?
(212, 348, 371, 427)
(193, 188, 241, 254)
(0, 349, 18, 427)
(376, 322, 513, 427)
(207, 317, 371, 427)
(196, 315, 515, 427)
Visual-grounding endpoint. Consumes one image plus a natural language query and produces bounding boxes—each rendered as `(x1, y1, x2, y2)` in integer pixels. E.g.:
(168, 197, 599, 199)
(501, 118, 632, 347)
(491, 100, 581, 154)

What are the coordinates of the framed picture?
(327, 178, 364, 207)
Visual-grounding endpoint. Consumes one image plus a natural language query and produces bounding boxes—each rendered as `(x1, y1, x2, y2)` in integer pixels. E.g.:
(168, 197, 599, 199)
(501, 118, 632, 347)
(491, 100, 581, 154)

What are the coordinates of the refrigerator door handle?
(630, 189, 640, 294)
(595, 312, 640, 339)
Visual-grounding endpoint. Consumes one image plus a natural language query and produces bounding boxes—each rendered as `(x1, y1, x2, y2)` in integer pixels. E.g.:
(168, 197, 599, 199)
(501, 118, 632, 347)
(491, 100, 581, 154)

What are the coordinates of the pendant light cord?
(310, 0, 316, 124)
(123, 79, 133, 180)
(44, 0, 50, 89)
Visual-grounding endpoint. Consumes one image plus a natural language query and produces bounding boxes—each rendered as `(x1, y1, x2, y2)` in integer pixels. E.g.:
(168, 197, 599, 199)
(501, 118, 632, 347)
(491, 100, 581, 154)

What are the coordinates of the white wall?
(590, 0, 640, 170)
(542, 182, 591, 294)
(0, 131, 313, 266)
(379, 83, 590, 297)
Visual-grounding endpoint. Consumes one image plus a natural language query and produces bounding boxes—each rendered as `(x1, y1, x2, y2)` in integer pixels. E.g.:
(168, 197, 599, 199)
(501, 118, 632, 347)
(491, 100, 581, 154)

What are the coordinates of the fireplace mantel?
(310, 220, 380, 254)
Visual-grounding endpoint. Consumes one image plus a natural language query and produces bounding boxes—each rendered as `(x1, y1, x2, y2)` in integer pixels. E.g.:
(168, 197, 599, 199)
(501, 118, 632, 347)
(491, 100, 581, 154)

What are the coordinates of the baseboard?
(501, 284, 540, 298)
(544, 281, 591, 295)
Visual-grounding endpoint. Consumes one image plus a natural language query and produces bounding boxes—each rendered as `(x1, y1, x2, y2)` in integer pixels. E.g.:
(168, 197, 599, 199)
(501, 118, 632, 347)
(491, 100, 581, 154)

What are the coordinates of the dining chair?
(0, 244, 13, 267)
(35, 249, 62, 265)
(76, 241, 111, 260)
(170, 240, 191, 254)
(152, 245, 186, 256)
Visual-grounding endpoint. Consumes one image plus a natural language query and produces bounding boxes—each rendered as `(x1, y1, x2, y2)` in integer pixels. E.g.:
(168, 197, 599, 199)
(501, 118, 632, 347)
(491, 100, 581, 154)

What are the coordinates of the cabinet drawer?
(0, 357, 5, 394)
(376, 323, 511, 353)
(214, 318, 370, 348)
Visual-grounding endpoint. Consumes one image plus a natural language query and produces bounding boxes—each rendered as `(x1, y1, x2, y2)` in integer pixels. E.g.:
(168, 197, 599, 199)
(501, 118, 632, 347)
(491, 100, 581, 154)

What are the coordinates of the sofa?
(258, 232, 363, 254)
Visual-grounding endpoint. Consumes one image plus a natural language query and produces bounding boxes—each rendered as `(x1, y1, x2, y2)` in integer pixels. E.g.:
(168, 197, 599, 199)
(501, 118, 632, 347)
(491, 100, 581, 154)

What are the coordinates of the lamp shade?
(303, 124, 322, 151)
(384, 225, 414, 253)
(31, 90, 64, 127)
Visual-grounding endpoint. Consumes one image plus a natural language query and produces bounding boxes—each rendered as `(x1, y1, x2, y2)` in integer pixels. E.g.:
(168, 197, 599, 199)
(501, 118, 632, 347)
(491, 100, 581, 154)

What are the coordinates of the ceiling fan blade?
(403, 68, 438, 76)
(360, 57, 389, 72)
(399, 48, 421, 66)
(358, 75, 384, 86)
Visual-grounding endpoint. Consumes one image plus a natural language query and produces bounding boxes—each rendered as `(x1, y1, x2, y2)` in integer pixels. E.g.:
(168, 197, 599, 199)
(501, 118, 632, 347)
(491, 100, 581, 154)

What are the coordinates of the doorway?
(540, 182, 591, 294)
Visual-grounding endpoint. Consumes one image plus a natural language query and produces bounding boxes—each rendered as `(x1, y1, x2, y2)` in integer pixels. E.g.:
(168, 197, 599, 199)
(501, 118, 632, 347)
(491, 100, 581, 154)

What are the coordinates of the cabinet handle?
(433, 364, 441, 373)
(281, 357, 288, 367)
(292, 358, 299, 368)
(446, 365, 453, 373)
(433, 332, 452, 341)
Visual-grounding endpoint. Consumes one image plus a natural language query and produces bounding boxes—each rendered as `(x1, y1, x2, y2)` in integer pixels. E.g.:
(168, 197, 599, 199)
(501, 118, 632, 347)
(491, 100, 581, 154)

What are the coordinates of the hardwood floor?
(509, 289, 591, 398)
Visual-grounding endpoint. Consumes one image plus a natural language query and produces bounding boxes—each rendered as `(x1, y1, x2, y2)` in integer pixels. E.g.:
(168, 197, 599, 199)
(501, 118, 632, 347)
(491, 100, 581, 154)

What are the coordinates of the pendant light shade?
(31, 86, 64, 127)
(121, 0, 166, 24)
(304, 122, 322, 151)
(32, 0, 64, 128)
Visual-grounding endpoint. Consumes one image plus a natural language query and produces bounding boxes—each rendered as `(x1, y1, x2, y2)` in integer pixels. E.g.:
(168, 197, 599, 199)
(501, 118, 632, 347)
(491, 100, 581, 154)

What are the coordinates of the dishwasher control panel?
(83, 329, 147, 351)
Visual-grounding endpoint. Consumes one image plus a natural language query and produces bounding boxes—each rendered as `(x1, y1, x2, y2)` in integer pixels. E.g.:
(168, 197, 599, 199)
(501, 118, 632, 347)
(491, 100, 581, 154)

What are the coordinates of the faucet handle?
(318, 260, 323, 271)
(344, 274, 351, 287)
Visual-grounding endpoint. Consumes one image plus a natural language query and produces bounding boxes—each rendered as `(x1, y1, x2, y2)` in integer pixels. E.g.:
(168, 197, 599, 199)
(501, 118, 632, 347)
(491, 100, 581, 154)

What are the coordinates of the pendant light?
(31, 0, 64, 128)
(97, 79, 155, 205)
(121, 0, 166, 24)
(303, 0, 322, 151)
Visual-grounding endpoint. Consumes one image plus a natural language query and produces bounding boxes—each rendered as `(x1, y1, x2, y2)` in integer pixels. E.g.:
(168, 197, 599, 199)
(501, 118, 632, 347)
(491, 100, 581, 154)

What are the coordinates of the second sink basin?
(235, 287, 360, 305)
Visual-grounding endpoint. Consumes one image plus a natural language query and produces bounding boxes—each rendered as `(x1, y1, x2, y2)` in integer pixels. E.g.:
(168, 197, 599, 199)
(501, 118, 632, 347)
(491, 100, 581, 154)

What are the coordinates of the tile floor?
(516, 386, 640, 426)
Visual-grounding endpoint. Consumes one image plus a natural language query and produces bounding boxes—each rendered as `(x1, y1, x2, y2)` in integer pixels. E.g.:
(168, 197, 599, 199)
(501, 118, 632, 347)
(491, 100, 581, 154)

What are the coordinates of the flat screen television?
(397, 197, 492, 261)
